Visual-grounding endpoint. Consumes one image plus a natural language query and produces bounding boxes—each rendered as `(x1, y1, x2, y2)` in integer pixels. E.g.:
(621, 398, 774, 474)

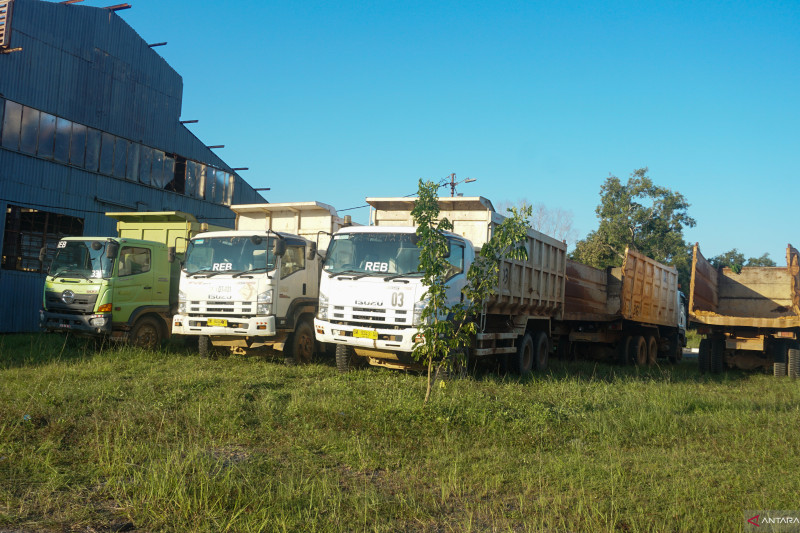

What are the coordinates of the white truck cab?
(314, 225, 475, 370)
(172, 202, 344, 361)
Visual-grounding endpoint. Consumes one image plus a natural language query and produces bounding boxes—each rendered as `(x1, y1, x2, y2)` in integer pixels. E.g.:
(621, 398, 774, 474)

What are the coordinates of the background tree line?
(546, 167, 776, 289)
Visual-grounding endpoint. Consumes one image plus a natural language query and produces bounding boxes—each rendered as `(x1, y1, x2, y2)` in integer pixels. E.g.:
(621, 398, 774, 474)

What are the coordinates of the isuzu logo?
(61, 290, 75, 304)
(355, 300, 383, 306)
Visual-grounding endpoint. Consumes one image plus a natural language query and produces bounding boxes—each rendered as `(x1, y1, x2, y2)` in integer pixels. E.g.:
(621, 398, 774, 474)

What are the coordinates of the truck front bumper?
(41, 310, 112, 336)
(172, 314, 277, 337)
(314, 318, 419, 354)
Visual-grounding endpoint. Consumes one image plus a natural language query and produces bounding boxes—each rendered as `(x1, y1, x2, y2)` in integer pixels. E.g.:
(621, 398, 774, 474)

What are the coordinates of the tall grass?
(1, 334, 798, 531)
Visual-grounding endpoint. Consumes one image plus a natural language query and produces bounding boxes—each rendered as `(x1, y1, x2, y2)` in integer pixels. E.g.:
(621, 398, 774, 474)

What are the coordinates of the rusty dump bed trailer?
(565, 248, 679, 325)
(689, 243, 800, 372)
(559, 248, 684, 364)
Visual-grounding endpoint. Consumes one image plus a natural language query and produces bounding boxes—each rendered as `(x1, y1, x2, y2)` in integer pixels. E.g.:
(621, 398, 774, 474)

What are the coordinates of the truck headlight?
(90, 316, 109, 327)
(257, 289, 273, 315)
(412, 299, 427, 326)
(318, 292, 328, 320)
(178, 290, 187, 314)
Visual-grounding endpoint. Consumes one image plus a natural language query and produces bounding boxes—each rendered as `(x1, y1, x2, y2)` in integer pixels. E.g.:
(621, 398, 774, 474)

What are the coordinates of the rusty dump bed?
(564, 248, 680, 327)
(689, 244, 800, 328)
(367, 196, 567, 319)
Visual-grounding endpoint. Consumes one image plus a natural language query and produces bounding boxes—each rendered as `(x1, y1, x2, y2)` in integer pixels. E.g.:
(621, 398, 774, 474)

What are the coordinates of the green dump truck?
(40, 211, 223, 348)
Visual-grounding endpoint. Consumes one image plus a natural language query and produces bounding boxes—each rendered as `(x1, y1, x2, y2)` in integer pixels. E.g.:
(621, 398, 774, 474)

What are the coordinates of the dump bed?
(689, 243, 800, 328)
(107, 211, 222, 254)
(233, 201, 346, 251)
(564, 248, 679, 327)
(367, 196, 567, 318)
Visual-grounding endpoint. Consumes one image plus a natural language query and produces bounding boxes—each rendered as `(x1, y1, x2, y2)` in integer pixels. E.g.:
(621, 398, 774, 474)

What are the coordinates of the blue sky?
(116, 0, 798, 262)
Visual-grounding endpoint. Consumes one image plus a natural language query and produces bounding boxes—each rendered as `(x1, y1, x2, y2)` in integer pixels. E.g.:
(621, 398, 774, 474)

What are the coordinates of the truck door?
(112, 246, 155, 323)
(275, 239, 309, 321)
(445, 240, 468, 305)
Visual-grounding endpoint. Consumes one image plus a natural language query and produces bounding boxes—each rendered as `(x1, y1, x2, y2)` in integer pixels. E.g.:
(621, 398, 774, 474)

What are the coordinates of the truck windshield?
(324, 233, 425, 276)
(49, 240, 114, 279)
(184, 236, 276, 275)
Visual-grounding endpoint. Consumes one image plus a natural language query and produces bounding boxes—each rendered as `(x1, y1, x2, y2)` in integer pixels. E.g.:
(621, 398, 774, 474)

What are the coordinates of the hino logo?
(355, 299, 383, 306)
(61, 290, 75, 305)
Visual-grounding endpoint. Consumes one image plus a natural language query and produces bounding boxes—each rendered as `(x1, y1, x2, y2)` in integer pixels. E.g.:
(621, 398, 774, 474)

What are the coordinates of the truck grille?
(330, 305, 408, 328)
(45, 291, 98, 314)
(187, 301, 254, 317)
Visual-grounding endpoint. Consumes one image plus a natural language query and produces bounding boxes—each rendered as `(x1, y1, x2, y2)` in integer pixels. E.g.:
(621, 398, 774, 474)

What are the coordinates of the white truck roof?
(366, 196, 565, 250)
(232, 201, 346, 250)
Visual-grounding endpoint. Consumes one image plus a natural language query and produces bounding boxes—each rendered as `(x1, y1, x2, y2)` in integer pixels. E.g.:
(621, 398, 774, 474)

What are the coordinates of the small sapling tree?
(411, 179, 530, 402)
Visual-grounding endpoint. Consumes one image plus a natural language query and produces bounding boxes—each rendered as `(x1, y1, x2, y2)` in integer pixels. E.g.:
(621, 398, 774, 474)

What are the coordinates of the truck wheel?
(198, 335, 210, 358)
(617, 336, 632, 365)
(516, 333, 534, 375)
(698, 338, 710, 374)
(286, 320, 315, 365)
(335, 344, 354, 374)
(710, 338, 725, 374)
(129, 317, 162, 350)
(668, 333, 683, 364)
(646, 336, 658, 366)
(534, 332, 549, 371)
(631, 336, 647, 366)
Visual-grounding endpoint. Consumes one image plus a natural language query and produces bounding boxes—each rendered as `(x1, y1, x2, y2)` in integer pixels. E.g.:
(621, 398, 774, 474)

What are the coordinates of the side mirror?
(106, 242, 119, 259)
(168, 246, 176, 263)
(273, 239, 286, 257)
(307, 242, 317, 260)
(38, 247, 47, 263)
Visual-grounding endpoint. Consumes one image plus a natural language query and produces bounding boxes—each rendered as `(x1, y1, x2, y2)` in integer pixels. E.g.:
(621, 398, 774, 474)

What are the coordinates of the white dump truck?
(314, 196, 568, 373)
(172, 202, 347, 362)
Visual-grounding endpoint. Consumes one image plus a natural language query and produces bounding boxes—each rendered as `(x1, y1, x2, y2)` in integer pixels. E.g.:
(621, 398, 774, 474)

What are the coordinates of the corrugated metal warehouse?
(0, 0, 265, 332)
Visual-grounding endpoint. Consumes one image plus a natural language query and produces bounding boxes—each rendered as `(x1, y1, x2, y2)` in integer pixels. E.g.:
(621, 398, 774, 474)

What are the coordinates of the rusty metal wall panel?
(689, 243, 719, 319)
(619, 248, 679, 327)
(563, 259, 610, 321)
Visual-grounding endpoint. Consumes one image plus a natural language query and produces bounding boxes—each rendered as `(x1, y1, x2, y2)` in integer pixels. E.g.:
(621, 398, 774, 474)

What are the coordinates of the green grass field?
(1, 334, 798, 532)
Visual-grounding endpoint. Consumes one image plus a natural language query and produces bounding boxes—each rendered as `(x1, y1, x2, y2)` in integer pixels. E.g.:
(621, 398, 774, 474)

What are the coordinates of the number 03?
(391, 292, 404, 307)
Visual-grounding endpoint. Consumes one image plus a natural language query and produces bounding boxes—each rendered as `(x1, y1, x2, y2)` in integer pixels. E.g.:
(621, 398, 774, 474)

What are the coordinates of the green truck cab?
(40, 211, 221, 348)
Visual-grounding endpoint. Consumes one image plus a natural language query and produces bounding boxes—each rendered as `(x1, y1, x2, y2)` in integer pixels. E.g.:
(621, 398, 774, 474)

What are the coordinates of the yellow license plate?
(353, 328, 377, 340)
(207, 318, 228, 327)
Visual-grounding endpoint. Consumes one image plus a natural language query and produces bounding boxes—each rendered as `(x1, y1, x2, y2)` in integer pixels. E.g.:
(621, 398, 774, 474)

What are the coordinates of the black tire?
(698, 338, 710, 374)
(668, 333, 683, 364)
(198, 335, 210, 358)
(335, 344, 354, 374)
(646, 335, 658, 366)
(534, 332, 549, 371)
(286, 320, 315, 365)
(617, 336, 632, 365)
(516, 333, 534, 375)
(631, 335, 647, 366)
(710, 337, 725, 374)
(129, 316, 162, 350)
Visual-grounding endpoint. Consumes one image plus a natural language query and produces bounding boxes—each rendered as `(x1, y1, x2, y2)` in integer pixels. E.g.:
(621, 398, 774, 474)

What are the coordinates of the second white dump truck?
(314, 196, 568, 373)
(172, 202, 346, 361)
